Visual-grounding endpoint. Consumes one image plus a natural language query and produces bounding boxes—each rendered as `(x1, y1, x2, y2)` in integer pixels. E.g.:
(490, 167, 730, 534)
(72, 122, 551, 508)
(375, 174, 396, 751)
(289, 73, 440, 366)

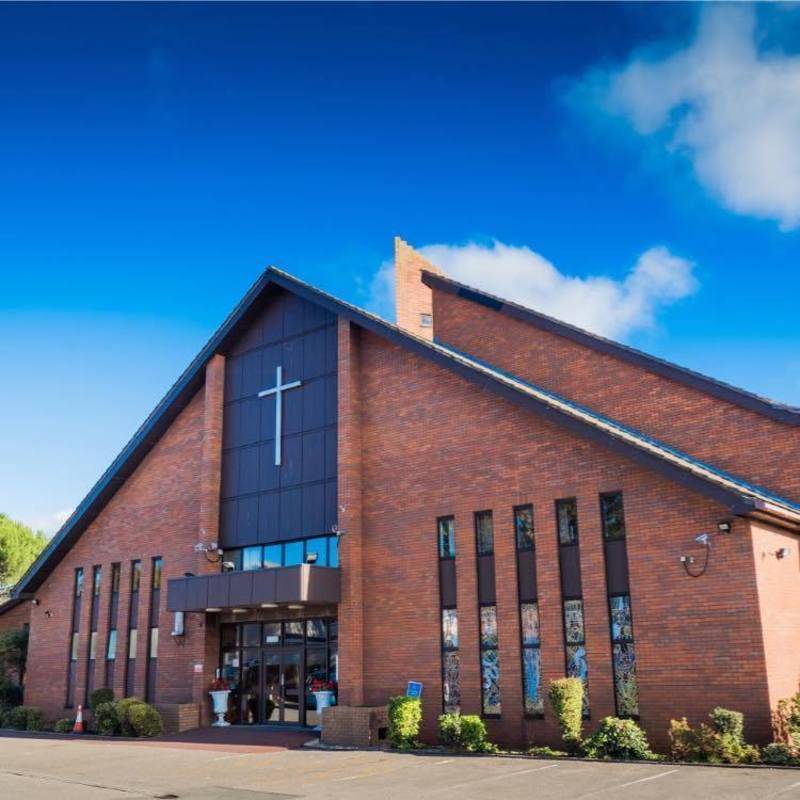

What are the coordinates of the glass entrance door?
(263, 651, 301, 723)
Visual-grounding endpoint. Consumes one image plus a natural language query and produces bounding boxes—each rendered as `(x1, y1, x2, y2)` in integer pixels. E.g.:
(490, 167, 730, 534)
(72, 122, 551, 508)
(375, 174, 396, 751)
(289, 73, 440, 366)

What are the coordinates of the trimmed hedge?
(437, 712, 496, 753)
(92, 698, 162, 738)
(387, 696, 421, 749)
(127, 702, 163, 738)
(548, 678, 583, 751)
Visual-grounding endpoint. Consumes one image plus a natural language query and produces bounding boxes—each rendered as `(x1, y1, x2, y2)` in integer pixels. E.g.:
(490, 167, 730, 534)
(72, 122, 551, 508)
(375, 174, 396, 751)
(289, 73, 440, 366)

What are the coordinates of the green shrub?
(4, 705, 43, 731)
(54, 718, 75, 734)
(548, 678, 583, 752)
(773, 693, 800, 749)
(5, 705, 28, 730)
(25, 707, 44, 731)
(387, 696, 421, 749)
(127, 703, 163, 738)
(438, 712, 461, 748)
(88, 687, 114, 711)
(94, 702, 119, 737)
(763, 742, 800, 766)
(668, 710, 758, 764)
(437, 712, 496, 753)
(583, 717, 655, 760)
(710, 707, 744, 740)
(528, 745, 569, 758)
(115, 697, 146, 736)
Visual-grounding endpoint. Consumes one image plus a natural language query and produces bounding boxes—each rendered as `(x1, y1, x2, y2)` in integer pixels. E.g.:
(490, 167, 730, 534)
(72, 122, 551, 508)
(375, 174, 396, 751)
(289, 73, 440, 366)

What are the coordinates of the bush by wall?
(3, 705, 44, 731)
(548, 678, 583, 752)
(94, 702, 120, 737)
(88, 687, 114, 711)
(668, 709, 759, 764)
(115, 697, 147, 737)
(762, 743, 800, 766)
(127, 702, 163, 738)
(583, 717, 655, 761)
(437, 712, 497, 753)
(54, 718, 75, 734)
(387, 696, 421, 749)
(772, 693, 800, 750)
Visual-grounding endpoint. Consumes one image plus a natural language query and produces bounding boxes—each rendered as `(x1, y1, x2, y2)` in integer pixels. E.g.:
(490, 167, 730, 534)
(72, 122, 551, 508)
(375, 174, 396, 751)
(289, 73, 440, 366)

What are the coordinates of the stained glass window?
(479, 605, 501, 715)
(522, 647, 543, 716)
(480, 648, 501, 715)
(557, 499, 578, 545)
(520, 603, 540, 646)
(563, 599, 585, 644)
(609, 595, 633, 641)
(609, 593, 638, 717)
(514, 505, 534, 551)
(600, 492, 626, 541)
(443, 651, 461, 713)
(480, 606, 498, 648)
(475, 511, 494, 555)
(438, 517, 456, 558)
(612, 643, 639, 717)
(442, 609, 458, 650)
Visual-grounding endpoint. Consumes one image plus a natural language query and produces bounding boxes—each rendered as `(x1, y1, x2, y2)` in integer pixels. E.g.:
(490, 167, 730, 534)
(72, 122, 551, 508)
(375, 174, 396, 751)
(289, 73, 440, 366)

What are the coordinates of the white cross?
(258, 365, 302, 466)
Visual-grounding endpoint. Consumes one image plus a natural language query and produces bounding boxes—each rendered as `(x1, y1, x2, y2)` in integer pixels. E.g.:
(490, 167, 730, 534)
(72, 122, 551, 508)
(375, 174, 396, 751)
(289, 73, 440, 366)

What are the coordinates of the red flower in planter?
(210, 677, 230, 691)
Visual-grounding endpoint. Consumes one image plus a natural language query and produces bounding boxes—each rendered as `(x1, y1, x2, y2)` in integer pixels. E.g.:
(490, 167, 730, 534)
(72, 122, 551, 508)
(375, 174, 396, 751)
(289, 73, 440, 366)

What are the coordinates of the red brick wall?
(349, 329, 775, 749)
(751, 520, 800, 712)
(25, 356, 225, 723)
(432, 289, 800, 504)
(394, 238, 442, 341)
(0, 601, 30, 634)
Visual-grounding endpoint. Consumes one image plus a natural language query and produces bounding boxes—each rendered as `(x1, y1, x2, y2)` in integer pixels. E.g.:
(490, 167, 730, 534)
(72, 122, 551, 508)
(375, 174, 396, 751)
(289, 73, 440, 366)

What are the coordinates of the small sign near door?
(406, 681, 423, 699)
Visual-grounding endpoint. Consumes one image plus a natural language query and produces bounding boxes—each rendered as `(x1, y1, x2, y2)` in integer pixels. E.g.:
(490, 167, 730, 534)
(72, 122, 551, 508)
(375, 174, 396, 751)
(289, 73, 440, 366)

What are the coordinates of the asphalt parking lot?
(1, 732, 800, 800)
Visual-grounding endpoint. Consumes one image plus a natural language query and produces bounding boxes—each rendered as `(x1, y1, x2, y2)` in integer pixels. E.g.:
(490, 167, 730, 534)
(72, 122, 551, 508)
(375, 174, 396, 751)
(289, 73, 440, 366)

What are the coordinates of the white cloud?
(570, 5, 800, 230)
(368, 240, 696, 340)
(25, 508, 72, 537)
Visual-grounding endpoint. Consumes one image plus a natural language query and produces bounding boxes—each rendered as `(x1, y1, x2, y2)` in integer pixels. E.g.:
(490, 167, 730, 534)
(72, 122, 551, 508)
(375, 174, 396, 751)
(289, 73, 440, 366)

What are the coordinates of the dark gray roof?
(14, 268, 800, 596)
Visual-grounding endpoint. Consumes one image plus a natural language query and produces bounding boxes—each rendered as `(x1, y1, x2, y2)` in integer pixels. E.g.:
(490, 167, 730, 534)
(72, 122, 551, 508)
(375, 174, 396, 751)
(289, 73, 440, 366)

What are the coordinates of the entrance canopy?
(167, 564, 340, 612)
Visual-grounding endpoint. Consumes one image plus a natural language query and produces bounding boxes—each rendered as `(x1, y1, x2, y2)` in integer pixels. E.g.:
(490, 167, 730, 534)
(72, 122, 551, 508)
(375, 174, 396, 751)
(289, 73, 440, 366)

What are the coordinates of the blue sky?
(1, 3, 799, 534)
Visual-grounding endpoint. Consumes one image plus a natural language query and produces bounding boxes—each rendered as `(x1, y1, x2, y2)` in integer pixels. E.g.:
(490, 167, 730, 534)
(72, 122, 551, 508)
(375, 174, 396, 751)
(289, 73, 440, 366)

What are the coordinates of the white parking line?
(763, 779, 800, 798)
(428, 763, 559, 795)
(574, 768, 678, 799)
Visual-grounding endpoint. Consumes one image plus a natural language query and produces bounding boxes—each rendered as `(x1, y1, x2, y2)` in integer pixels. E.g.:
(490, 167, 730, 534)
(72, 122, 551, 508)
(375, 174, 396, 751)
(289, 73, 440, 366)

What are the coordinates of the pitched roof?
(422, 270, 800, 426)
(14, 267, 800, 596)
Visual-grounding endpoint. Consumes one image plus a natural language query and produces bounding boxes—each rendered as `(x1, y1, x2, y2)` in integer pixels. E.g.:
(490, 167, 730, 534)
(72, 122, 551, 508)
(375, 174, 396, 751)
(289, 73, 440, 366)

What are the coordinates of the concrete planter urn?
(312, 690, 335, 731)
(209, 690, 231, 727)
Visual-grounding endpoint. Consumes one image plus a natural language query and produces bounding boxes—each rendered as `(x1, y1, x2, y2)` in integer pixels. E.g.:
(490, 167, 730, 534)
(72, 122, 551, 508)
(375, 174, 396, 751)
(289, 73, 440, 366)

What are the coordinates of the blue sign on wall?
(406, 681, 423, 699)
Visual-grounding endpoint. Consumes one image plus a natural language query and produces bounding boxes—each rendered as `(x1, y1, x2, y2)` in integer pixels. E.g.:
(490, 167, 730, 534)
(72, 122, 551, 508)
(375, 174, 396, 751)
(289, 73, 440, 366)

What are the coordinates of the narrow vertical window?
(84, 565, 102, 702)
(474, 510, 500, 716)
(146, 557, 162, 702)
(125, 560, 141, 697)
(66, 567, 84, 708)
(479, 605, 501, 716)
(437, 516, 460, 713)
(556, 498, 589, 715)
(600, 492, 639, 718)
(515, 505, 543, 716)
(105, 563, 121, 690)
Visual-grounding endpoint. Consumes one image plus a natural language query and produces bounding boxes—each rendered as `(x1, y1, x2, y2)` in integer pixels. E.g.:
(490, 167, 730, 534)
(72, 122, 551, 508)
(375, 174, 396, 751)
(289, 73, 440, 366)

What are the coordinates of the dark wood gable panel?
(220, 287, 337, 548)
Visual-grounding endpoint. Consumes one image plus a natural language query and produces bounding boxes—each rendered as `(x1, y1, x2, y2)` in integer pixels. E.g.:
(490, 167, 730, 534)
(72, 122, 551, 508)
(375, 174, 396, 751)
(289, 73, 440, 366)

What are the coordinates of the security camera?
(222, 561, 236, 572)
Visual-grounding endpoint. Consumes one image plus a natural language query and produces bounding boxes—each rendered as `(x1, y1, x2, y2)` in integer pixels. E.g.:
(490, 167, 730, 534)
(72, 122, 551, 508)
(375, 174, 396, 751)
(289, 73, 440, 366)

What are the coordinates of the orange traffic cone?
(73, 704, 84, 734)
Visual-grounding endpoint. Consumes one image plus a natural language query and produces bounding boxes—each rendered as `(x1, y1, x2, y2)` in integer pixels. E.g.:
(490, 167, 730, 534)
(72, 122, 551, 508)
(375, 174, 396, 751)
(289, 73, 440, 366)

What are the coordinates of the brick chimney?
(394, 236, 443, 341)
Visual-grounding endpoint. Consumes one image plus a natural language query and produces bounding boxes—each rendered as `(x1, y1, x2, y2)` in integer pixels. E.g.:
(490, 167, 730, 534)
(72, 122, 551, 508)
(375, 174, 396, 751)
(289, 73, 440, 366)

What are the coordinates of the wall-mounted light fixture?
(305, 552, 318, 565)
(775, 547, 791, 560)
(718, 520, 732, 534)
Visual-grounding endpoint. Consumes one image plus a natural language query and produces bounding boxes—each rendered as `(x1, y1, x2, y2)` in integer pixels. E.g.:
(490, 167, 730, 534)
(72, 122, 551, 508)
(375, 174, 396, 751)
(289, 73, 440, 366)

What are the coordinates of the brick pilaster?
(337, 319, 366, 706)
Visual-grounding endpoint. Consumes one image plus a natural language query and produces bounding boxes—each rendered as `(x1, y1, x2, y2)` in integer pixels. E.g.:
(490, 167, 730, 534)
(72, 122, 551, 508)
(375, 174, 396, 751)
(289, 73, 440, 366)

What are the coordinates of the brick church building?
(10, 238, 800, 748)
